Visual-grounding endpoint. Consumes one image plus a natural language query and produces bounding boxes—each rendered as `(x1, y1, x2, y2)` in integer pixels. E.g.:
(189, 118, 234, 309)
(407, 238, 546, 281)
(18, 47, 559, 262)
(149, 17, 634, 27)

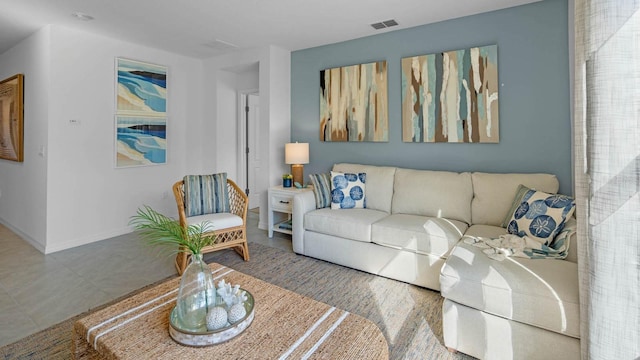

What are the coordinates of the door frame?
(237, 89, 259, 206)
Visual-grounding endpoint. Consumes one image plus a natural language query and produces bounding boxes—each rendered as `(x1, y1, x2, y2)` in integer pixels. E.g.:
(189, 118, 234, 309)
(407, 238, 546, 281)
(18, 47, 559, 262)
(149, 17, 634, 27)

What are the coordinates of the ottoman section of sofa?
(440, 238, 580, 338)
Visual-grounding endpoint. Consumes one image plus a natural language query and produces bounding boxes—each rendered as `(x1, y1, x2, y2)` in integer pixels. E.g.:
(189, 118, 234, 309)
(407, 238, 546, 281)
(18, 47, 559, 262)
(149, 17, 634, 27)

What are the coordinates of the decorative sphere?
(206, 306, 228, 330)
(228, 303, 247, 324)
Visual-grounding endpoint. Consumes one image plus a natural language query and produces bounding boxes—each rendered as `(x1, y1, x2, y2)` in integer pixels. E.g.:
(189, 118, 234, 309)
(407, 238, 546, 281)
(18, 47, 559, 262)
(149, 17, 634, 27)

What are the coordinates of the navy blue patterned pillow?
(330, 171, 366, 209)
(308, 173, 331, 209)
(506, 185, 575, 245)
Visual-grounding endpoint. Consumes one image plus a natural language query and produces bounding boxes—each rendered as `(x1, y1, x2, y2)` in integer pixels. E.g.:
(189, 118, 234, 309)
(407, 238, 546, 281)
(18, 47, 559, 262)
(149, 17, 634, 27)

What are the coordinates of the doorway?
(238, 91, 261, 210)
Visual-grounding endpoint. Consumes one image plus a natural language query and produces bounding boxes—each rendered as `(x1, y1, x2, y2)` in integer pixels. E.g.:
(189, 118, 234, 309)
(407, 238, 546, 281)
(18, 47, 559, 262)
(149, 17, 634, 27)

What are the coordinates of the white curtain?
(574, 0, 640, 359)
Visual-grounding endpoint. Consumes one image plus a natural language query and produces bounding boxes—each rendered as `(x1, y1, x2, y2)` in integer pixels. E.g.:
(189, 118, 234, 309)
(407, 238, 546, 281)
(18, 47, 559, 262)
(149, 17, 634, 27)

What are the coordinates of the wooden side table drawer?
(270, 193, 293, 212)
(268, 185, 313, 238)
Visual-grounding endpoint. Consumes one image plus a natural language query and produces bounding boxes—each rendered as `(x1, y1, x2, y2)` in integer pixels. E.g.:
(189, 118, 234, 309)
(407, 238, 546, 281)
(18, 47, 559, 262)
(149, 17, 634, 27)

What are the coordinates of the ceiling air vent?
(370, 19, 398, 30)
(383, 19, 398, 27)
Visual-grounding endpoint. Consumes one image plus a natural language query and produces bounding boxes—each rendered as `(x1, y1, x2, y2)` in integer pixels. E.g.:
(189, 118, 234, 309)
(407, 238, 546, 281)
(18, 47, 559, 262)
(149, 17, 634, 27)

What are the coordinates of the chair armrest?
(292, 191, 317, 254)
(173, 181, 188, 228)
(227, 179, 248, 223)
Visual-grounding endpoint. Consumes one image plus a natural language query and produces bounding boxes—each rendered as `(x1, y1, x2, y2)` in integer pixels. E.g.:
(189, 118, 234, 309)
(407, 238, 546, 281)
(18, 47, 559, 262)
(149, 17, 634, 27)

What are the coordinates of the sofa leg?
(447, 347, 458, 354)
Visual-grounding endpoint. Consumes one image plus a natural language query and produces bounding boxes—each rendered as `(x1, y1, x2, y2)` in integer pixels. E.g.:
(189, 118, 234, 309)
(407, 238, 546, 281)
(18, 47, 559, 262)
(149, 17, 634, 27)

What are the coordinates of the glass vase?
(174, 253, 216, 332)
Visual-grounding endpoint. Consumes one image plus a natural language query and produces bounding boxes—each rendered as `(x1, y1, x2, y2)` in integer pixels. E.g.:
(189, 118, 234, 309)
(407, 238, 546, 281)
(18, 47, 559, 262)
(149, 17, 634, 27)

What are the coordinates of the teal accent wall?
(291, 0, 571, 195)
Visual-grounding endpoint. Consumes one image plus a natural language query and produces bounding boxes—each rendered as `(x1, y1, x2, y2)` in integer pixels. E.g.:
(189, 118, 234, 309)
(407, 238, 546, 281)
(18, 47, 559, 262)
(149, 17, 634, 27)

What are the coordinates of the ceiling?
(0, 0, 541, 58)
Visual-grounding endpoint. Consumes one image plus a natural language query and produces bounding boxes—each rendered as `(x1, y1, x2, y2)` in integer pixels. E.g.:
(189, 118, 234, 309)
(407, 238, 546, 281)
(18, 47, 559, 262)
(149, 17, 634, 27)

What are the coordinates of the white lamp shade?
(285, 143, 309, 165)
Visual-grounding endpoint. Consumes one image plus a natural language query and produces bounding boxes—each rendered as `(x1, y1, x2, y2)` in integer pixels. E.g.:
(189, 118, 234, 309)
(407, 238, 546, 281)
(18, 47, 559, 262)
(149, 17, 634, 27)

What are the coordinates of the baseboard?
(0, 217, 46, 253)
(44, 226, 133, 254)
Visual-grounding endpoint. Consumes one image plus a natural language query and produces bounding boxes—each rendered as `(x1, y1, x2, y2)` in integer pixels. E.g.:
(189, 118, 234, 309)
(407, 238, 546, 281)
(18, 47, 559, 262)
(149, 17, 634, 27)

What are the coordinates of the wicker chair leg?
(175, 252, 190, 275)
(233, 241, 250, 261)
(242, 242, 250, 261)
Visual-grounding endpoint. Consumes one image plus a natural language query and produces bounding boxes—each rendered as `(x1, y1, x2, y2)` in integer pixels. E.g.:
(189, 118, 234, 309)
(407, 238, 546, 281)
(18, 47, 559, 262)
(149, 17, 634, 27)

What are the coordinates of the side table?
(268, 185, 313, 237)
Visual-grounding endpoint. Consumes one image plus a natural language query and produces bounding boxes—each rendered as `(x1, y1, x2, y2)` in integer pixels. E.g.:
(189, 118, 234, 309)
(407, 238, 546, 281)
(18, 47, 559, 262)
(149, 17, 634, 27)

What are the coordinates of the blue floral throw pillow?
(506, 185, 576, 245)
(330, 171, 366, 209)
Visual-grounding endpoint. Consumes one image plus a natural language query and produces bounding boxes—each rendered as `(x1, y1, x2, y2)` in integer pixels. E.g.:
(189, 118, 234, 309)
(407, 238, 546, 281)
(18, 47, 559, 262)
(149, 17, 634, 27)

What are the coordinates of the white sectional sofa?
(292, 163, 579, 359)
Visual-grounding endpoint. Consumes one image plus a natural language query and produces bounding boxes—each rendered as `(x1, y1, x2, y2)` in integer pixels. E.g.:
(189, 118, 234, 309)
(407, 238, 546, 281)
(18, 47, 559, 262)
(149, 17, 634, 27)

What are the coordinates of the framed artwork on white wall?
(0, 74, 24, 162)
(115, 57, 167, 167)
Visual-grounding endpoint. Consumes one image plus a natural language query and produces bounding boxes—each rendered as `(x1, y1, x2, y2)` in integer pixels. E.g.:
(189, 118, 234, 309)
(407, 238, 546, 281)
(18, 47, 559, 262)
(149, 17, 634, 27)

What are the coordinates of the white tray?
(168, 289, 254, 347)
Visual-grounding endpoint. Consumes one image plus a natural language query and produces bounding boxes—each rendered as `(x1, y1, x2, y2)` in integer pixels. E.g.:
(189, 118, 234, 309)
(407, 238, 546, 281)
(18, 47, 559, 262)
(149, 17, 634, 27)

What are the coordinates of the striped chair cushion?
(308, 173, 331, 209)
(184, 173, 230, 217)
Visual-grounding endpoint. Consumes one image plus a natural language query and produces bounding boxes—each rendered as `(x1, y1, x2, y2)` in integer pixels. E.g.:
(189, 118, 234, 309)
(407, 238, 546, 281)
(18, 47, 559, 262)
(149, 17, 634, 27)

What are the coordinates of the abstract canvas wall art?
(115, 58, 167, 167)
(401, 45, 499, 143)
(117, 58, 167, 115)
(115, 115, 166, 167)
(0, 74, 24, 162)
(320, 61, 388, 142)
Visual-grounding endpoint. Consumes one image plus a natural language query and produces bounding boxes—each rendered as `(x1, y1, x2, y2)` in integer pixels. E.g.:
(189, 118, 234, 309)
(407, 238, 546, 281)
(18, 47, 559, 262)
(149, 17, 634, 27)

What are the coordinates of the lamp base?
(291, 164, 304, 186)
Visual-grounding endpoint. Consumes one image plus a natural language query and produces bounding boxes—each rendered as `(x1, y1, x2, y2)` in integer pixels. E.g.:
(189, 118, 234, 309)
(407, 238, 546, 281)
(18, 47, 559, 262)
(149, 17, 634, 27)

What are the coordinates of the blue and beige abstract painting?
(401, 45, 499, 143)
(320, 61, 388, 142)
(116, 58, 167, 167)
(117, 58, 166, 115)
(116, 116, 166, 167)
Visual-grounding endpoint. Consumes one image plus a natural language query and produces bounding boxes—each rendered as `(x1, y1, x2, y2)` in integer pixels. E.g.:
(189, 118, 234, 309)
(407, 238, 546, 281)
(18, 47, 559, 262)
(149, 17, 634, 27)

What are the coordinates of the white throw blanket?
(464, 227, 574, 261)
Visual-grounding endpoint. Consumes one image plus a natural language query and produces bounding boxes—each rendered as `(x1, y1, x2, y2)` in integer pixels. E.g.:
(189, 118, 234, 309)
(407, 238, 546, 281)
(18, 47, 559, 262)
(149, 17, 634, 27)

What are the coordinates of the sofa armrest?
(565, 232, 578, 263)
(562, 217, 578, 263)
(292, 191, 317, 254)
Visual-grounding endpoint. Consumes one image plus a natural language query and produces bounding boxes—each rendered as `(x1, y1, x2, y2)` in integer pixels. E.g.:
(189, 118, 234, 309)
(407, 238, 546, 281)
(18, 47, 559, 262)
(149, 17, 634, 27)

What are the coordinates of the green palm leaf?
(129, 205, 215, 255)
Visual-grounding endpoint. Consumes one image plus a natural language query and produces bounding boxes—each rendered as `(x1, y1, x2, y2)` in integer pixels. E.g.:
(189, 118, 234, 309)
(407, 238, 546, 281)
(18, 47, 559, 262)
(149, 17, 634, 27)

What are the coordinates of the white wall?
(0, 25, 206, 253)
(215, 70, 239, 178)
(0, 26, 290, 252)
(265, 46, 291, 191)
(0, 27, 51, 251)
(237, 66, 259, 91)
(204, 46, 290, 230)
(213, 65, 260, 182)
(42, 25, 204, 252)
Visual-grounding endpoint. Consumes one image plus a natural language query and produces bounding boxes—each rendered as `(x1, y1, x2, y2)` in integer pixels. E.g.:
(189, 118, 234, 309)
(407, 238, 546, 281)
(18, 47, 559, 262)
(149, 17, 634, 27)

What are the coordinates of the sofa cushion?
(440, 238, 580, 338)
(391, 168, 473, 224)
(333, 163, 396, 213)
(471, 172, 559, 226)
(371, 215, 467, 258)
(304, 208, 387, 243)
(330, 171, 366, 209)
(464, 224, 508, 238)
(505, 185, 576, 245)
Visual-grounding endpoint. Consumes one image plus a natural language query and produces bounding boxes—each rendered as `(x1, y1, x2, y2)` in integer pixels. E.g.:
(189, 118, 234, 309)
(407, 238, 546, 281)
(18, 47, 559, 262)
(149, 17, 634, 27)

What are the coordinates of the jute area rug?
(0, 243, 474, 360)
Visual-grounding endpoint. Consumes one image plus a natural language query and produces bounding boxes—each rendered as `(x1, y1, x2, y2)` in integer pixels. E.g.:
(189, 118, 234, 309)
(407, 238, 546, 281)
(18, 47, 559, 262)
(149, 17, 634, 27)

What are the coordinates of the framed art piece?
(115, 115, 166, 167)
(116, 58, 167, 116)
(115, 58, 167, 167)
(320, 61, 388, 142)
(0, 74, 24, 162)
(401, 44, 499, 143)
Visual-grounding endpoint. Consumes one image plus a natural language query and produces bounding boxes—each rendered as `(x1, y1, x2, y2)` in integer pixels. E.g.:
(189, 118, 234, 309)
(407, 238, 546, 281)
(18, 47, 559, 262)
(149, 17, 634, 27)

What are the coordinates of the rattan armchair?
(173, 178, 250, 274)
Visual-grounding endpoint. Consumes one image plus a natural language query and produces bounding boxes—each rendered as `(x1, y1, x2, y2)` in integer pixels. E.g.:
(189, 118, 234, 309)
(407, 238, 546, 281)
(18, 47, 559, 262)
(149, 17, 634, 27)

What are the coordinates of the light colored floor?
(0, 209, 291, 347)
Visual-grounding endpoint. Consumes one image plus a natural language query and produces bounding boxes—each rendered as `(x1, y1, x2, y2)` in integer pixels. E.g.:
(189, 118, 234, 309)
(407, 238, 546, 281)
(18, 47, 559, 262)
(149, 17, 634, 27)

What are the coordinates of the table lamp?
(285, 142, 309, 186)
